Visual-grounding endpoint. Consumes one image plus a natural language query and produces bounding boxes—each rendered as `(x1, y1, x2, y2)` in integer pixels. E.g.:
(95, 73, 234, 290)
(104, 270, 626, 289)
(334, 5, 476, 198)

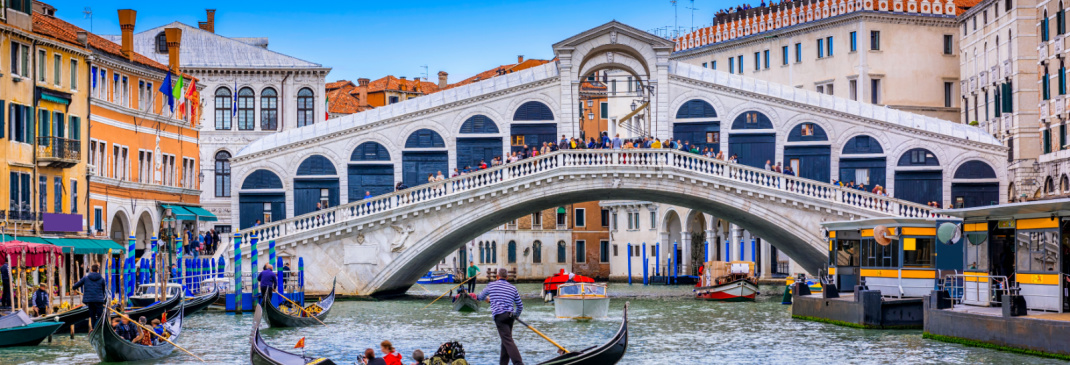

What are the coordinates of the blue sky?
(45, 0, 719, 82)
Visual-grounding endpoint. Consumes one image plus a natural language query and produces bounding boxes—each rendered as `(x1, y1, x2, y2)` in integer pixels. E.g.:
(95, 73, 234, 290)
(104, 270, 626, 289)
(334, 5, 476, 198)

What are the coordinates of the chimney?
(357, 78, 369, 105)
(117, 9, 137, 61)
(198, 9, 216, 33)
(164, 27, 182, 72)
(518, 55, 524, 64)
(438, 71, 448, 88)
(76, 31, 89, 47)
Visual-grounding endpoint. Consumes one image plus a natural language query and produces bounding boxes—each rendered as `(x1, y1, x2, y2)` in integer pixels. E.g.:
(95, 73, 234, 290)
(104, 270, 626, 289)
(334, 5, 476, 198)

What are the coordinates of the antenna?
(670, 0, 678, 38)
(420, 65, 429, 81)
(83, 7, 93, 32)
(688, 0, 699, 32)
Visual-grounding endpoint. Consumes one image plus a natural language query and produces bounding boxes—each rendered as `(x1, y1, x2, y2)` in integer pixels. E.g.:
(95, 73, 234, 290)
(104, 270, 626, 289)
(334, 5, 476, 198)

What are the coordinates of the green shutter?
(994, 88, 1002, 118)
(1002, 83, 1013, 112)
(1061, 124, 1067, 150)
(1044, 129, 1052, 154)
(0, 100, 5, 139)
(70, 116, 80, 140)
(25, 105, 34, 144)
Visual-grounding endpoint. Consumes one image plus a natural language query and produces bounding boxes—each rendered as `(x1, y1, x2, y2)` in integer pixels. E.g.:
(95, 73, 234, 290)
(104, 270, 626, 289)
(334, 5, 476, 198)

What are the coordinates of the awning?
(1, 235, 122, 255)
(162, 204, 217, 221)
(0, 234, 50, 244)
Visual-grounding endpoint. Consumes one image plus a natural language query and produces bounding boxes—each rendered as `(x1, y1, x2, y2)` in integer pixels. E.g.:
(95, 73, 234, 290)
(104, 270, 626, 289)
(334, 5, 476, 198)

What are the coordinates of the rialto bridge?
(221, 21, 1007, 296)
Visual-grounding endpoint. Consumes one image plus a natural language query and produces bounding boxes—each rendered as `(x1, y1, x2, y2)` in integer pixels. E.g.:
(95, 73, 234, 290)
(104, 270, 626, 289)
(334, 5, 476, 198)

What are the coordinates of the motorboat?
(554, 283, 609, 320)
(129, 283, 183, 307)
(694, 261, 759, 302)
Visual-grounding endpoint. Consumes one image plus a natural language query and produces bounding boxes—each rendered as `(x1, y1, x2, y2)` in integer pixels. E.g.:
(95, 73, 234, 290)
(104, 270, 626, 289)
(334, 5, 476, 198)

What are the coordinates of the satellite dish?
(937, 222, 962, 244)
(874, 225, 896, 246)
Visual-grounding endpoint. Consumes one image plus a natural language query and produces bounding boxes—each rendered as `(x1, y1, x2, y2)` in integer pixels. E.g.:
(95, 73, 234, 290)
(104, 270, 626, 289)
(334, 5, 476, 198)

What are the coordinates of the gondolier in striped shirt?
(477, 268, 524, 365)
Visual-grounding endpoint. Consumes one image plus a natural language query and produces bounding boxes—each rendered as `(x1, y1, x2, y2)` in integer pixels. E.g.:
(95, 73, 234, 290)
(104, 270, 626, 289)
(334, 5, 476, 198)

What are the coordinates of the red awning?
(0, 241, 64, 267)
(543, 269, 595, 291)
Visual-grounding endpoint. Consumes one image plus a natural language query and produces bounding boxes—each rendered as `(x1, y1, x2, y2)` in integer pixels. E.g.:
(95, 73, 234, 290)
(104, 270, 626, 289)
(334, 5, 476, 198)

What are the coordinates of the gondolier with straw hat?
(477, 268, 524, 365)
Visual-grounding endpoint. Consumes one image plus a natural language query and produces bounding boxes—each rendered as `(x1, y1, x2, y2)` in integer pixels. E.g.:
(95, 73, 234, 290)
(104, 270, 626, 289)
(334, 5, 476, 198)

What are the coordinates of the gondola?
(250, 304, 336, 365)
(262, 278, 334, 328)
(31, 305, 90, 334)
(167, 287, 220, 317)
(89, 301, 184, 362)
(535, 302, 628, 365)
(0, 311, 64, 347)
(123, 290, 184, 321)
(452, 292, 480, 312)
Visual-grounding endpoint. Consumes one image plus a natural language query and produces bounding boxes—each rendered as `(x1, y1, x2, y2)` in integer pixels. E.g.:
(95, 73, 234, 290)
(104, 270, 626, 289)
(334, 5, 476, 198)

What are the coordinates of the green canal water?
(0, 283, 1064, 364)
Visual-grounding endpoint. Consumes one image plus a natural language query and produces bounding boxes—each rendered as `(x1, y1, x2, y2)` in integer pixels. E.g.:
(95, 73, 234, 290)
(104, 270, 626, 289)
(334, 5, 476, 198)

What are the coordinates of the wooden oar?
(415, 283, 432, 294)
(514, 316, 569, 354)
(273, 291, 327, 326)
(421, 276, 476, 310)
(108, 307, 205, 362)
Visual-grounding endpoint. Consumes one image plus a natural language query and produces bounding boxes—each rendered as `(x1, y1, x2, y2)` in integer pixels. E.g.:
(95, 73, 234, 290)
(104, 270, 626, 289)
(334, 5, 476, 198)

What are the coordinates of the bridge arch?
(403, 128, 449, 187)
(238, 169, 286, 229)
(950, 159, 1000, 208)
(838, 134, 887, 190)
(455, 111, 505, 170)
(783, 120, 832, 183)
(728, 110, 777, 169)
(893, 148, 942, 205)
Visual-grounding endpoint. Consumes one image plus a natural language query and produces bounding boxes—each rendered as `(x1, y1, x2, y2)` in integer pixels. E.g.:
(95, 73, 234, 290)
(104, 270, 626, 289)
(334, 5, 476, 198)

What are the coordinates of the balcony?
(1041, 42, 1049, 60)
(979, 71, 988, 86)
(1057, 36, 1065, 55)
(1041, 102, 1051, 117)
(990, 65, 1000, 81)
(1003, 60, 1012, 78)
(1058, 97, 1066, 115)
(36, 137, 81, 168)
(969, 76, 977, 93)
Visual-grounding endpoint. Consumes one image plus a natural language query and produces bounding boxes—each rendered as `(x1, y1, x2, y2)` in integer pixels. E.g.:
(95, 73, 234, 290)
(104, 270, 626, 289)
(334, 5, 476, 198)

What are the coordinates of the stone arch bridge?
(224, 21, 1007, 296)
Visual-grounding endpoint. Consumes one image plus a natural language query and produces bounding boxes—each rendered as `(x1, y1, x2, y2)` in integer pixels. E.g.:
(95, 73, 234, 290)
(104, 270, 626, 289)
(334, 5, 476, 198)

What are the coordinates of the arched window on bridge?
(532, 241, 542, 263)
(403, 129, 448, 187)
(507, 241, 517, 263)
(673, 99, 720, 153)
(557, 241, 567, 263)
(894, 148, 942, 205)
(294, 155, 339, 216)
(457, 115, 503, 170)
(784, 122, 830, 182)
(238, 169, 284, 229)
(511, 101, 556, 154)
(348, 142, 393, 203)
(728, 111, 775, 169)
(951, 160, 998, 208)
(839, 135, 886, 190)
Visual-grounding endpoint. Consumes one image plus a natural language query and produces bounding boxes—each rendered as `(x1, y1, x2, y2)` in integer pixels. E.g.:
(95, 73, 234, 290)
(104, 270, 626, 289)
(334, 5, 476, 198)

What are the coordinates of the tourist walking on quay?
(258, 264, 277, 304)
(478, 268, 524, 365)
(72, 264, 106, 326)
(467, 262, 480, 292)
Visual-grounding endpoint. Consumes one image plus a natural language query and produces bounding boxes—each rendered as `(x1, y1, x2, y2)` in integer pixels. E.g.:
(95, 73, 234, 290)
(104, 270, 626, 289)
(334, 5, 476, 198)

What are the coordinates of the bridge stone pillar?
(680, 234, 691, 275)
(731, 224, 743, 261)
(705, 229, 716, 261)
(760, 240, 772, 279)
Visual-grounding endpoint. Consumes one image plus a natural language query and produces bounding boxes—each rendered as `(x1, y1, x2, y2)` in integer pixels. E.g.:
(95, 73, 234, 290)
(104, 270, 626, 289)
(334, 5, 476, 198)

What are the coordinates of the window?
(729, 57, 735, 74)
(1060, 64, 1067, 96)
(600, 240, 610, 263)
(533, 241, 542, 263)
(507, 241, 516, 263)
(1060, 4, 1067, 35)
(215, 87, 232, 130)
(297, 88, 315, 127)
(575, 240, 586, 263)
(1016, 231, 1058, 272)
(98, 68, 108, 99)
(736, 55, 742, 74)
(215, 151, 231, 197)
(145, 82, 154, 112)
(817, 38, 824, 58)
(112, 72, 121, 102)
(93, 207, 103, 233)
(650, 211, 656, 230)
(237, 87, 255, 130)
(1006, 0, 1012, 11)
(557, 241, 567, 263)
(712, 61, 716, 70)
(826, 36, 833, 56)
(600, 102, 608, 119)
(53, 54, 61, 86)
(754, 51, 760, 71)
(870, 31, 881, 50)
(707, 131, 719, 143)
(601, 209, 610, 227)
(70, 60, 78, 90)
(817, 82, 834, 95)
(855, 169, 870, 185)
(121, 76, 129, 107)
(575, 208, 586, 227)
(37, 50, 46, 82)
(763, 49, 769, 69)
(155, 32, 168, 53)
(613, 244, 618, 257)
(610, 212, 617, 230)
(10, 42, 29, 78)
(557, 208, 567, 226)
(702, 62, 708, 68)
(1044, 67, 1052, 101)
(943, 81, 954, 108)
(870, 79, 881, 104)
(850, 31, 857, 52)
(794, 43, 802, 63)
(53, 176, 62, 213)
(511, 135, 525, 146)
(801, 123, 815, 136)
(942, 35, 954, 55)
(849, 79, 858, 101)
(39, 175, 47, 213)
(260, 88, 278, 130)
(782, 45, 789, 65)
(626, 212, 635, 230)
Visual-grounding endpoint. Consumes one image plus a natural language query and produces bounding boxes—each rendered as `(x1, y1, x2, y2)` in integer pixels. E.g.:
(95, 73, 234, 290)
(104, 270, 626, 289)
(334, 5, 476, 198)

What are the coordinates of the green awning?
(162, 205, 197, 221)
(557, 207, 566, 214)
(0, 234, 50, 244)
(184, 206, 218, 222)
(40, 93, 70, 105)
(45, 238, 124, 255)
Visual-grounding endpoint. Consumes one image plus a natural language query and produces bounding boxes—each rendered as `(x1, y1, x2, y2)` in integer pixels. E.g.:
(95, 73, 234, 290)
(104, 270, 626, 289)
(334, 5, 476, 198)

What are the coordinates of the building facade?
(1034, 0, 1070, 199)
(672, 0, 963, 122)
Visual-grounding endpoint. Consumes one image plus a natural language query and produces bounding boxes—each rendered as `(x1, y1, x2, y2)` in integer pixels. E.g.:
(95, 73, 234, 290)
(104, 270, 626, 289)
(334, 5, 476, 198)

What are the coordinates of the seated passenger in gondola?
(133, 316, 154, 346)
(410, 349, 427, 365)
(361, 348, 387, 365)
(152, 318, 170, 340)
(115, 316, 138, 341)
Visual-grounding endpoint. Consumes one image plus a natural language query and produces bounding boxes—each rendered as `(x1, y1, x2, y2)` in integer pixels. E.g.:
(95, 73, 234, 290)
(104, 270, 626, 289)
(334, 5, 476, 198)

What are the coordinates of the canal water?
(1, 283, 1063, 364)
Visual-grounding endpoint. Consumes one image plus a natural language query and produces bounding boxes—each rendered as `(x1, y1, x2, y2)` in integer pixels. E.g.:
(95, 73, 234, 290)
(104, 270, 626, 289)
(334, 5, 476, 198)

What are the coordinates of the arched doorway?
(686, 211, 708, 274)
(784, 122, 830, 182)
(728, 111, 776, 169)
(456, 115, 502, 169)
(839, 135, 886, 190)
(238, 169, 285, 229)
(348, 142, 393, 202)
(402, 129, 447, 187)
(134, 211, 154, 258)
(511, 101, 556, 153)
(673, 99, 720, 153)
(894, 148, 942, 205)
(662, 210, 683, 276)
(951, 160, 999, 208)
(109, 211, 130, 246)
(294, 155, 339, 216)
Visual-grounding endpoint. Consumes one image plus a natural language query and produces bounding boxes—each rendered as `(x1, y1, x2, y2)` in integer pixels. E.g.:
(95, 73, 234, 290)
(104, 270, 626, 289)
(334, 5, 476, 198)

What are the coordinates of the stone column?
(760, 239, 772, 279)
(730, 224, 743, 261)
(704, 229, 716, 262)
(679, 234, 691, 275)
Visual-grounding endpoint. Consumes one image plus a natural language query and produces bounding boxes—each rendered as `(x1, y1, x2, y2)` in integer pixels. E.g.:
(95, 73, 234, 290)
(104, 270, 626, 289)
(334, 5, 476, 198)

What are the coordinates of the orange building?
(44, 9, 207, 253)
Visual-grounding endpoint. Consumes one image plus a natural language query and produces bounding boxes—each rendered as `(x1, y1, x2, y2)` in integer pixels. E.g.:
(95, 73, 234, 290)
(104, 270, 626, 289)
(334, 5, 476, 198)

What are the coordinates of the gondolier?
(477, 268, 523, 365)
(258, 264, 277, 305)
(72, 264, 106, 326)
(467, 262, 480, 292)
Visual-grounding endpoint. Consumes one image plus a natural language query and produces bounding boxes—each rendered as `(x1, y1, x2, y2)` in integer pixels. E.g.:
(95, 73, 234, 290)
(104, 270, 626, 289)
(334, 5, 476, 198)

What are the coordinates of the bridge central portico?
(225, 21, 1007, 296)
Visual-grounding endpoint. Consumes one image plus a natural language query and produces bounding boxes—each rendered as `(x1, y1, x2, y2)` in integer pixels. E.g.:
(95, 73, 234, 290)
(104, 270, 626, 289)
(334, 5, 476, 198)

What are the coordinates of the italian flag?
(325, 94, 329, 120)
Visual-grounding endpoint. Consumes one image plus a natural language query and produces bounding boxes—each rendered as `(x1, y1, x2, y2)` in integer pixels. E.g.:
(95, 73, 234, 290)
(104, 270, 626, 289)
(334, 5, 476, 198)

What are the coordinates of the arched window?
(297, 88, 315, 127)
(237, 87, 255, 130)
(507, 241, 517, 263)
(513, 101, 554, 121)
(532, 241, 542, 263)
(557, 241, 567, 263)
(478, 242, 485, 264)
(214, 151, 231, 197)
(155, 32, 167, 53)
(491, 241, 498, 263)
(214, 87, 232, 130)
(261, 88, 278, 131)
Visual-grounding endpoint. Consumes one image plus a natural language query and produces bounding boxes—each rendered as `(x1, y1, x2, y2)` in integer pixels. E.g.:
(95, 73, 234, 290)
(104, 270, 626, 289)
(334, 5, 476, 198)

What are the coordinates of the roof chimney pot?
(437, 71, 448, 88)
(164, 27, 183, 73)
(199, 9, 216, 33)
(518, 55, 524, 64)
(117, 9, 137, 61)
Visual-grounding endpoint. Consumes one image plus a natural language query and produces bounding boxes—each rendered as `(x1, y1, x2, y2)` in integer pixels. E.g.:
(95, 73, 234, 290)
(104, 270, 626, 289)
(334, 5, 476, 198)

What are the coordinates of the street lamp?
(630, 100, 637, 111)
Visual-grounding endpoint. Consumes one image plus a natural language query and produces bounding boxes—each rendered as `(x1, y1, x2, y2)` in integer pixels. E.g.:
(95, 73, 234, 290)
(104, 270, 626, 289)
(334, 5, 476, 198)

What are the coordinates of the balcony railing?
(36, 136, 81, 167)
(1, 209, 38, 221)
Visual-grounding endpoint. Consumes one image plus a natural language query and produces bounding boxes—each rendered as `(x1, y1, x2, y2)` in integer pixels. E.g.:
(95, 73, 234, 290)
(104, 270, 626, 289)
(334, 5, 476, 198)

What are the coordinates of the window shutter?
(0, 100, 5, 139)
(994, 88, 1001, 118)
(71, 116, 80, 140)
(25, 105, 34, 144)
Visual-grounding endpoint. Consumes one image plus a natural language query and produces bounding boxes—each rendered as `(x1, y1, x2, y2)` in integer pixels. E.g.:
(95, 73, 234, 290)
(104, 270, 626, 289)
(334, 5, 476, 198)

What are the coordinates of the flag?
(184, 80, 199, 126)
(294, 337, 305, 349)
(160, 71, 174, 112)
(172, 75, 184, 109)
(324, 94, 329, 120)
(232, 80, 238, 117)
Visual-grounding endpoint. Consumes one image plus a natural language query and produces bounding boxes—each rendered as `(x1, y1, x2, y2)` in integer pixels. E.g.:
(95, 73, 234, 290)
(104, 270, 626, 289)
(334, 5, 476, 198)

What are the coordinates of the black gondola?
(167, 288, 220, 317)
(262, 279, 334, 328)
(452, 293, 480, 312)
(250, 304, 336, 365)
(31, 305, 90, 333)
(535, 302, 628, 365)
(122, 290, 184, 322)
(89, 301, 184, 362)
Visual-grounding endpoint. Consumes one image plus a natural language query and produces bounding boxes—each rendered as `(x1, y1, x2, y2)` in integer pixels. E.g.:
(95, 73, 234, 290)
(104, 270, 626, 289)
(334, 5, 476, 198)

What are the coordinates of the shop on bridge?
(838, 135, 885, 190)
(672, 99, 720, 153)
(783, 122, 831, 183)
(510, 101, 556, 154)
(239, 169, 286, 229)
(727, 111, 775, 169)
(348, 142, 394, 202)
(456, 115, 503, 169)
(950, 160, 1000, 208)
(893, 148, 942, 205)
(937, 200, 1070, 312)
(402, 129, 448, 187)
(294, 155, 340, 216)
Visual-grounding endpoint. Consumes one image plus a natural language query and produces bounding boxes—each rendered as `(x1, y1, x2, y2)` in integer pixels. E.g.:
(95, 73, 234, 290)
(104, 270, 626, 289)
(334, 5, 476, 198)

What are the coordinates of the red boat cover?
(543, 269, 594, 292)
(0, 241, 63, 266)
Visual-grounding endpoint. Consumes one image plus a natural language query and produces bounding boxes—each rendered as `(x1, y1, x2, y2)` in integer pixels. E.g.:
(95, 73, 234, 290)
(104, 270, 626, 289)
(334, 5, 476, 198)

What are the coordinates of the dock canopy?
(162, 204, 218, 221)
(934, 198, 1070, 220)
(0, 240, 63, 266)
(1, 235, 124, 255)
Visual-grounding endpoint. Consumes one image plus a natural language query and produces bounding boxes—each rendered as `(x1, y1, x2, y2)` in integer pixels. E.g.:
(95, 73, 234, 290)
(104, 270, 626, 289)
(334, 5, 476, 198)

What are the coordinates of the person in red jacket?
(381, 340, 402, 365)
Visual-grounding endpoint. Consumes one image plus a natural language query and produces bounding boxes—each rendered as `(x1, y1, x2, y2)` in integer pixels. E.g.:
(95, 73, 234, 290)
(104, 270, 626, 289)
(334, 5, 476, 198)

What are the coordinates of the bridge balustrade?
(228, 149, 941, 254)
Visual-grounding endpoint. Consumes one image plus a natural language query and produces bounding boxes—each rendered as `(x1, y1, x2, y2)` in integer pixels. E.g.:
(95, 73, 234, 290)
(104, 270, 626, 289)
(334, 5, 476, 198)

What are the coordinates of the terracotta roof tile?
(443, 58, 552, 91)
(955, 0, 984, 15)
